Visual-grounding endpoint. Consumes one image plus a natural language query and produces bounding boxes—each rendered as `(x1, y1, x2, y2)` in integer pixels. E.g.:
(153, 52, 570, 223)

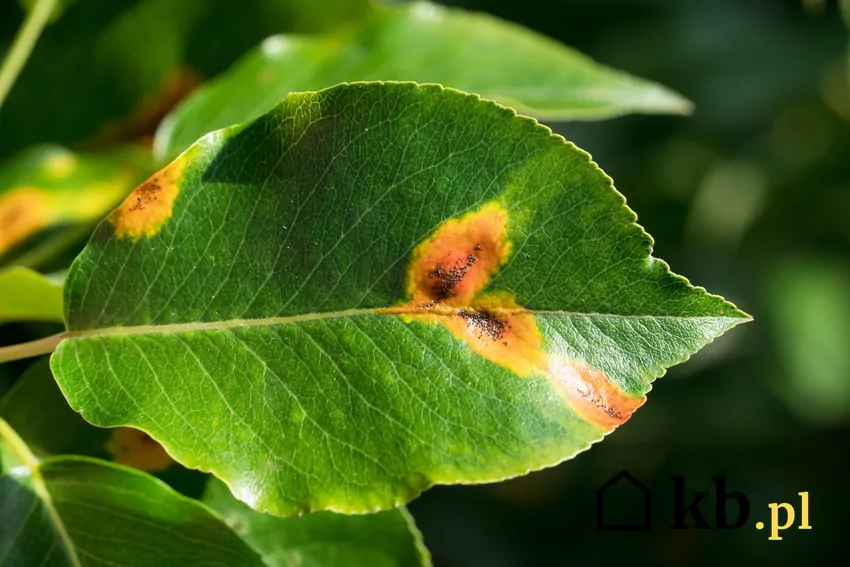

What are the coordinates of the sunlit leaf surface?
(52, 82, 747, 516)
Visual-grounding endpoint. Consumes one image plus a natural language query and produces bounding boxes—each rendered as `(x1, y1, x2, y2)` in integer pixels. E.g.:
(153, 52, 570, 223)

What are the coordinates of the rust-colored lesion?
(389, 201, 644, 430)
(105, 427, 173, 472)
(108, 154, 188, 241)
(0, 187, 52, 255)
(407, 202, 511, 306)
(548, 358, 646, 429)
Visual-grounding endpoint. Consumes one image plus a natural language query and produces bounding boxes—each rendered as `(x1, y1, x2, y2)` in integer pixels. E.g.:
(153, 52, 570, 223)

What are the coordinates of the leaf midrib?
(0, 418, 82, 567)
(65, 307, 747, 340)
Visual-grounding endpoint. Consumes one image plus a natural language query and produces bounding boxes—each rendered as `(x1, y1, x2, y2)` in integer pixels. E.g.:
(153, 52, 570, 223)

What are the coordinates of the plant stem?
(0, 0, 58, 110)
(0, 332, 65, 363)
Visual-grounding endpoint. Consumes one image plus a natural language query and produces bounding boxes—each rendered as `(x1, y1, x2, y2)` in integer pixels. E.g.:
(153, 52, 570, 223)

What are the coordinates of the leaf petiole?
(0, 332, 65, 363)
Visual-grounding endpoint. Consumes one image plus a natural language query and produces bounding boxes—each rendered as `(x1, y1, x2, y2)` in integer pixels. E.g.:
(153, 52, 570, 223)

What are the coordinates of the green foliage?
(0, 267, 63, 322)
(0, 145, 151, 268)
(205, 479, 431, 567)
(0, 417, 264, 567)
(17, 0, 74, 23)
(156, 2, 691, 161)
(0, 1, 757, 565)
(1, 0, 374, 156)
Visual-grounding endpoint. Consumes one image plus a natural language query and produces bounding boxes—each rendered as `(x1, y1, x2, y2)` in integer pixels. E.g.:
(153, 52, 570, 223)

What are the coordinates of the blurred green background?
(1, 0, 847, 565)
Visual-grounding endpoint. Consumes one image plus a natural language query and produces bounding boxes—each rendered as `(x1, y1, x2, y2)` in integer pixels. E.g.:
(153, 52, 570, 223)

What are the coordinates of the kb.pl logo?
(596, 471, 812, 541)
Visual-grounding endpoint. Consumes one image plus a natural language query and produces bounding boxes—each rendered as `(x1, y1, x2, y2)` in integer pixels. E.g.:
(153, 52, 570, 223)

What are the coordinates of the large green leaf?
(0, 267, 63, 323)
(205, 478, 431, 567)
(0, 145, 151, 267)
(154, 1, 692, 161)
(0, 417, 263, 567)
(51, 82, 748, 516)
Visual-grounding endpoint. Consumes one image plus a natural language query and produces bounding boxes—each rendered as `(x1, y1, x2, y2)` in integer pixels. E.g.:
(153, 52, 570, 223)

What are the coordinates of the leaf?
(155, 1, 692, 162)
(0, 267, 63, 323)
(0, 417, 264, 567)
(0, 145, 152, 267)
(204, 478, 431, 567)
(51, 82, 749, 516)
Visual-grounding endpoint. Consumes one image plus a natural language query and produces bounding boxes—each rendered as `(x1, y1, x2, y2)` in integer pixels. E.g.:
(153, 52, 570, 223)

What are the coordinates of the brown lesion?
(548, 358, 646, 429)
(105, 427, 173, 472)
(0, 187, 52, 255)
(390, 200, 644, 430)
(108, 147, 194, 241)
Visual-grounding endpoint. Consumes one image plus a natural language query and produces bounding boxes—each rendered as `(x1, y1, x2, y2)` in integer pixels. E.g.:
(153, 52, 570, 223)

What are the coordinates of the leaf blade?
(53, 82, 747, 516)
(0, 267, 63, 323)
(155, 2, 692, 161)
(0, 417, 264, 567)
(204, 478, 431, 567)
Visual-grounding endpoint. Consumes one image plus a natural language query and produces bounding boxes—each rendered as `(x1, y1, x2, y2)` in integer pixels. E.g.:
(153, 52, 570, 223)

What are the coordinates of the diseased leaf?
(155, 1, 692, 161)
(51, 82, 748, 516)
(205, 478, 431, 567)
(0, 267, 63, 323)
(0, 145, 151, 267)
(0, 417, 263, 567)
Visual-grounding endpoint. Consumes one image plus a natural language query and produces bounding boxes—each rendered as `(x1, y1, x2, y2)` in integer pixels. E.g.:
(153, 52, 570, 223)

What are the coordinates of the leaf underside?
(51, 82, 747, 516)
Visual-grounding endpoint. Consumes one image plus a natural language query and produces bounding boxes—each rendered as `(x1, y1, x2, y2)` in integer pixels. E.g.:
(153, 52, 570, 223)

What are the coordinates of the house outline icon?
(596, 470, 652, 531)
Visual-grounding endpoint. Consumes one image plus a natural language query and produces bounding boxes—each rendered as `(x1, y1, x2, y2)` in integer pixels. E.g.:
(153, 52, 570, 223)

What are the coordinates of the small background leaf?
(156, 1, 691, 161)
(0, 144, 151, 268)
(765, 256, 850, 425)
(0, 266, 63, 323)
(205, 478, 432, 567)
(0, 418, 264, 567)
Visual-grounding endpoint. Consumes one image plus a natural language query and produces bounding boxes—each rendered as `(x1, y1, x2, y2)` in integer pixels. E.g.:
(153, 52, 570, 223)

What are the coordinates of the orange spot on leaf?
(0, 187, 52, 255)
(408, 202, 511, 306)
(548, 358, 646, 429)
(105, 427, 173, 472)
(391, 201, 643, 430)
(108, 155, 187, 241)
